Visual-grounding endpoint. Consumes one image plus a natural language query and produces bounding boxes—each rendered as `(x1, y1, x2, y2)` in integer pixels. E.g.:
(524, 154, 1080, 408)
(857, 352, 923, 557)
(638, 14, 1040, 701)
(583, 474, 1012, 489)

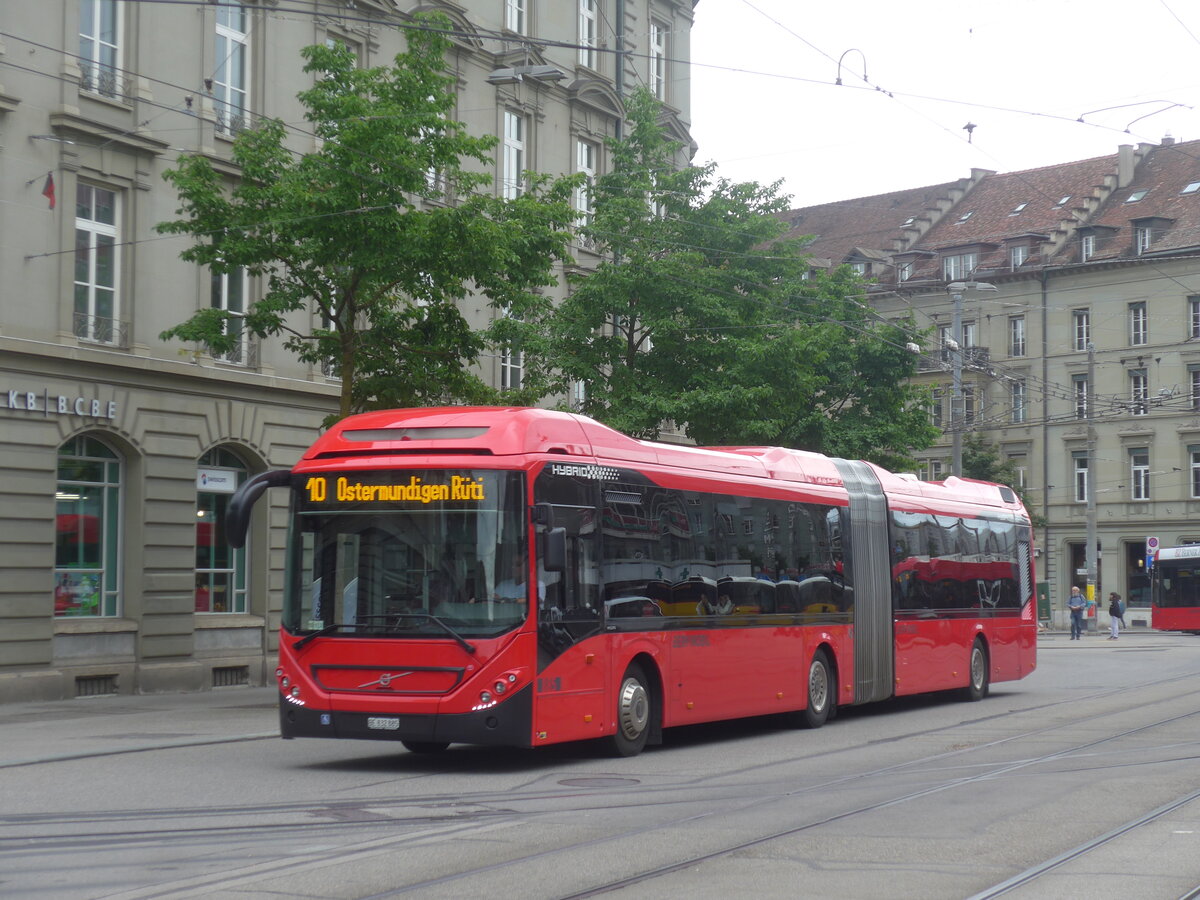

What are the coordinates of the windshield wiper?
(294, 622, 342, 650)
(389, 613, 477, 654)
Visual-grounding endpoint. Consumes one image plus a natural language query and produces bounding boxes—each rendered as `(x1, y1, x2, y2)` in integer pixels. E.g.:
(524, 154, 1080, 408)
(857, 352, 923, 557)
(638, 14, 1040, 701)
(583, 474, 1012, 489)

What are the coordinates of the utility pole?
(947, 281, 997, 477)
(1085, 341, 1098, 629)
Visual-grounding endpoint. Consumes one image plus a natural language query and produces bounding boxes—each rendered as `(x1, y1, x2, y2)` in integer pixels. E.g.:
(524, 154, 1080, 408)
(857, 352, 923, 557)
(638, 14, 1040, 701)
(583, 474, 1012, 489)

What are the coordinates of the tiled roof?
(1061, 138, 1200, 262)
(779, 139, 1200, 287)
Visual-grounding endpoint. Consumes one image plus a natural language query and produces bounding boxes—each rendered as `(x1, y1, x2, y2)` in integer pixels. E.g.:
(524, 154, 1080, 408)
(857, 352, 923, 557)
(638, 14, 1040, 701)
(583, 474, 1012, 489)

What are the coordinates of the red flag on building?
(42, 172, 56, 209)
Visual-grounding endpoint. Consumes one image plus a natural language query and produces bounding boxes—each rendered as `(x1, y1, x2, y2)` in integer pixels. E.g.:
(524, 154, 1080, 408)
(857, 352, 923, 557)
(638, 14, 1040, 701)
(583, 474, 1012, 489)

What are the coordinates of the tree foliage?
(512, 88, 936, 467)
(157, 18, 577, 420)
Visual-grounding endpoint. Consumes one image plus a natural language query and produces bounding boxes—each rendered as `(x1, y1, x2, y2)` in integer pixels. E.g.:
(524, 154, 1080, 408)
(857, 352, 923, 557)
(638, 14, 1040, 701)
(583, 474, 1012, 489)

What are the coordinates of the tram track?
(5, 668, 1191, 900)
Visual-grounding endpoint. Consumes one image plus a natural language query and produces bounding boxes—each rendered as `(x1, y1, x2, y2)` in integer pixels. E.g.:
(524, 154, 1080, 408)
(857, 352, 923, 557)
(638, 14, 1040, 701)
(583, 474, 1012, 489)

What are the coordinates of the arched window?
(55, 435, 121, 617)
(195, 448, 248, 613)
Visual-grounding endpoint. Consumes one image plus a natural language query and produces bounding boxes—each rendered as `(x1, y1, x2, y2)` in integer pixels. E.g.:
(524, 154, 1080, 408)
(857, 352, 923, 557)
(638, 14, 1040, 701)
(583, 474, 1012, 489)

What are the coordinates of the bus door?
(533, 505, 608, 744)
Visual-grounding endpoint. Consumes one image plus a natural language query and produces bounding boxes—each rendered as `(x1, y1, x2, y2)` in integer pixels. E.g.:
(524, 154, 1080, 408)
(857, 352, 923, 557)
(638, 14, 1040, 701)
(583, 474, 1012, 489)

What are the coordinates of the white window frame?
(1191, 296, 1200, 340)
(500, 347, 523, 390)
(929, 460, 944, 482)
(574, 138, 596, 224)
(930, 387, 943, 428)
(942, 251, 977, 281)
(211, 268, 251, 366)
(1073, 374, 1089, 419)
(1081, 233, 1095, 261)
(1191, 367, 1200, 412)
(1007, 454, 1028, 489)
(505, 0, 527, 34)
(578, 0, 597, 68)
(79, 0, 121, 98)
(649, 19, 667, 100)
(1072, 309, 1091, 351)
(963, 384, 976, 425)
(1009, 245, 1028, 269)
(1130, 301, 1148, 345)
(74, 184, 121, 345)
(898, 260, 913, 282)
(1130, 369, 1148, 416)
(1011, 381, 1026, 424)
(502, 110, 526, 200)
(1191, 448, 1200, 499)
(1009, 315, 1026, 357)
(1131, 450, 1150, 501)
(1074, 453, 1089, 503)
(214, 3, 250, 135)
(1136, 225, 1153, 255)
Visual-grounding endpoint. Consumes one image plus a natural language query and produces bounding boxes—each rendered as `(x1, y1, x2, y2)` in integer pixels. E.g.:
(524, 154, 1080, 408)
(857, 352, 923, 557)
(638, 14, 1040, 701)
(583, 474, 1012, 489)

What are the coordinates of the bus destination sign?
(304, 475, 486, 505)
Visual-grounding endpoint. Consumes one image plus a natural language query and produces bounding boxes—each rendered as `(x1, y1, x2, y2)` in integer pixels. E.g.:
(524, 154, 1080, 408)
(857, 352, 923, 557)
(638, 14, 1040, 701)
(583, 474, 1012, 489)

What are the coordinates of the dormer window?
(898, 260, 913, 282)
(942, 251, 978, 281)
(1081, 233, 1096, 261)
(1010, 245, 1028, 268)
(1009, 203, 1027, 216)
(849, 261, 867, 276)
(1136, 225, 1153, 254)
(1125, 189, 1148, 203)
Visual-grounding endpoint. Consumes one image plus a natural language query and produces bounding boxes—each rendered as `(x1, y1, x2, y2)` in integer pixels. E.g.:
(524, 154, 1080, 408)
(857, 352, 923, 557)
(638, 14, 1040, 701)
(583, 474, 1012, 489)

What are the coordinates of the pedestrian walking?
(1107, 592, 1123, 640)
(1068, 585, 1085, 639)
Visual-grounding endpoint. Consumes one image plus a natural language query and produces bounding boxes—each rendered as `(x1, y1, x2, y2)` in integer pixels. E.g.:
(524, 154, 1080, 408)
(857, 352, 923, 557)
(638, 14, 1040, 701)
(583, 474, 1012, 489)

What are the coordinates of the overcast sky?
(689, 0, 1200, 209)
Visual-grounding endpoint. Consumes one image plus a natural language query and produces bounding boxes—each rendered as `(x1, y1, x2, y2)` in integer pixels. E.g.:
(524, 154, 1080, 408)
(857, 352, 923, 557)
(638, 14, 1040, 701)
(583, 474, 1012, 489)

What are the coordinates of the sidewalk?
(0, 685, 279, 768)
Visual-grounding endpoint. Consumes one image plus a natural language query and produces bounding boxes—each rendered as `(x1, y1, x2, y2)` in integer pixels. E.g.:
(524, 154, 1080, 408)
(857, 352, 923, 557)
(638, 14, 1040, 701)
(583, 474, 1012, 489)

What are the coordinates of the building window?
(1130, 450, 1150, 501)
(1011, 381, 1027, 424)
(962, 320, 977, 348)
(1130, 301, 1148, 345)
(74, 183, 120, 345)
(1009, 245, 1028, 268)
(963, 385, 976, 425)
(849, 261, 867, 276)
(930, 387, 944, 428)
(505, 0, 526, 34)
(1007, 454, 1028, 489)
(649, 19, 667, 100)
(1192, 367, 1200, 412)
(211, 268, 251, 365)
(502, 111, 526, 199)
(570, 379, 586, 410)
(79, 0, 121, 98)
(500, 347, 523, 390)
(1073, 452, 1089, 503)
(1130, 369, 1148, 416)
(214, 3, 250, 135)
(942, 251, 977, 281)
(195, 448, 248, 613)
(1073, 374, 1089, 419)
(1190, 296, 1200, 340)
(898, 260, 913, 282)
(1072, 309, 1091, 351)
(574, 138, 596, 226)
(578, 0, 597, 68)
(1191, 448, 1200, 499)
(1136, 225, 1153, 255)
(1081, 233, 1095, 261)
(1009, 315, 1026, 357)
(55, 436, 121, 618)
(928, 460, 944, 482)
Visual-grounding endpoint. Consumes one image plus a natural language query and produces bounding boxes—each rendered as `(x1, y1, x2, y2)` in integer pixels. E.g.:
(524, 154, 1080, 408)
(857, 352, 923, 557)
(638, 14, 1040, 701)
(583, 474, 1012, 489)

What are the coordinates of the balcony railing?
(79, 63, 129, 101)
(73, 313, 128, 348)
(916, 346, 990, 373)
(213, 338, 260, 369)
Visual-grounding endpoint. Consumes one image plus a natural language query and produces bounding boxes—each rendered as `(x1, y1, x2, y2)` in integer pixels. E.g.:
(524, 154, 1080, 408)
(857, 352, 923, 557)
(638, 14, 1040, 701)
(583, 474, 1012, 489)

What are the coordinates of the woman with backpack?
(1107, 592, 1123, 640)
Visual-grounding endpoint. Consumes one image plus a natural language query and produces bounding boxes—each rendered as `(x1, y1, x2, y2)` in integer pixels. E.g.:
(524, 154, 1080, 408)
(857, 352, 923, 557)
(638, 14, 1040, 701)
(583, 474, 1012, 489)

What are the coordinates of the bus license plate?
(367, 717, 400, 730)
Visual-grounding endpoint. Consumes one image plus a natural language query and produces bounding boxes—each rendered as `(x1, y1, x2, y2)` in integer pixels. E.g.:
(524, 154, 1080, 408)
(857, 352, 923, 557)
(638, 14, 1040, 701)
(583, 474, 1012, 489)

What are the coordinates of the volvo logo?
(358, 671, 413, 689)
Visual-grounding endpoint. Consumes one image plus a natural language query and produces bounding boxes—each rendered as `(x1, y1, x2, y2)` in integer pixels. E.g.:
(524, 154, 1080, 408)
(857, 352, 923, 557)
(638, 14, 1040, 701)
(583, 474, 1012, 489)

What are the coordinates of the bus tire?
(402, 740, 449, 754)
(963, 640, 989, 702)
(801, 650, 832, 729)
(609, 663, 652, 757)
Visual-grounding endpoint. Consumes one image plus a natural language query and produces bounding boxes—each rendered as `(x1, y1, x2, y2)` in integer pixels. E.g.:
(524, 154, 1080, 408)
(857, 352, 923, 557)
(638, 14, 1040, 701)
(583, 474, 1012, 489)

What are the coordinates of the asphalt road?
(1, 629, 1198, 900)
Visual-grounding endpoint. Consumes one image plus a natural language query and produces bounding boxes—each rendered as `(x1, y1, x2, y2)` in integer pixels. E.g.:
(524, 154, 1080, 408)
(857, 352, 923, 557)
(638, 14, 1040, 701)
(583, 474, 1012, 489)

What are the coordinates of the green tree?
(511, 88, 936, 466)
(962, 432, 1044, 523)
(157, 19, 577, 420)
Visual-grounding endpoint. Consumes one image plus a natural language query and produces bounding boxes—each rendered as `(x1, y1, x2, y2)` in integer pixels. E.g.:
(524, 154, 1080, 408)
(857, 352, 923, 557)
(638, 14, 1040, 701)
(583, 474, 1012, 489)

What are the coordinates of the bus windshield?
(283, 470, 528, 639)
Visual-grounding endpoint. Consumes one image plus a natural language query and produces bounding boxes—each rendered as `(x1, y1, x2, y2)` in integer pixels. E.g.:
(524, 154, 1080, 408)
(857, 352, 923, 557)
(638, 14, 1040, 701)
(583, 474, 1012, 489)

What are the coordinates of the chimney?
(1117, 144, 1135, 188)
(1162, 133, 1176, 146)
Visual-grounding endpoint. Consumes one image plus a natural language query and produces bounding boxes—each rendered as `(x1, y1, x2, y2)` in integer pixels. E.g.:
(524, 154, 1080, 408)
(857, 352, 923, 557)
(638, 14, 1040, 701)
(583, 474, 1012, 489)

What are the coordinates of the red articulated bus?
(1151, 545, 1200, 634)
(228, 407, 1037, 756)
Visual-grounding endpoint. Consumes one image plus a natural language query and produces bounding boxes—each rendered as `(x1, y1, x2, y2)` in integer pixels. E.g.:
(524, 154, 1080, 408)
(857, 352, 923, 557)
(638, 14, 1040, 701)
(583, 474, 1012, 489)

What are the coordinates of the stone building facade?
(0, 0, 695, 702)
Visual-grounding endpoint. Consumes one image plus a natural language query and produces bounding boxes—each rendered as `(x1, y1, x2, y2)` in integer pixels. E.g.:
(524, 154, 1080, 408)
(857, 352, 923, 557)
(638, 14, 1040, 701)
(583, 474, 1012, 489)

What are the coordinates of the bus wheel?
(801, 650, 832, 729)
(609, 663, 652, 757)
(963, 640, 989, 702)
(401, 740, 449, 754)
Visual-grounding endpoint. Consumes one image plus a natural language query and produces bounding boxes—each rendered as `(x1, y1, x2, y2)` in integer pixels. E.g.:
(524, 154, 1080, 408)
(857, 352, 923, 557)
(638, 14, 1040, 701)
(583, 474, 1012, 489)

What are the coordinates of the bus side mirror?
(543, 526, 566, 573)
(532, 503, 555, 528)
(227, 469, 291, 549)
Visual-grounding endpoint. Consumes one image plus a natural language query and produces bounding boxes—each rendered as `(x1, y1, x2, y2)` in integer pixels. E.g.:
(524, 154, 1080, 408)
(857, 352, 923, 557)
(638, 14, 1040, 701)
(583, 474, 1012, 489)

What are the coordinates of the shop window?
(55, 435, 121, 617)
(195, 448, 248, 613)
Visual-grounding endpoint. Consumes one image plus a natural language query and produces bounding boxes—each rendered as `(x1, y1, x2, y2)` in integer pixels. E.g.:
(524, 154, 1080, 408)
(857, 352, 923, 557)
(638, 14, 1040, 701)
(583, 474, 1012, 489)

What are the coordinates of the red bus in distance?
(1151, 545, 1200, 634)
(227, 407, 1038, 756)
